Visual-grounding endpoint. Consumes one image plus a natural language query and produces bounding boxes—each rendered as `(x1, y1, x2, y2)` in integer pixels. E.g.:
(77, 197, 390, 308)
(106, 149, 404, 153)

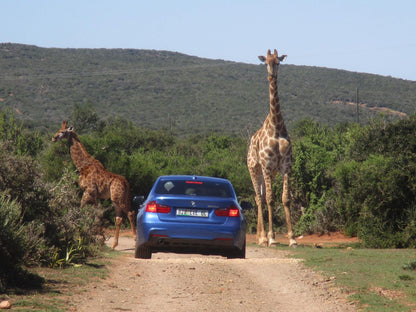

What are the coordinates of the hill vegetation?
(1, 43, 415, 135)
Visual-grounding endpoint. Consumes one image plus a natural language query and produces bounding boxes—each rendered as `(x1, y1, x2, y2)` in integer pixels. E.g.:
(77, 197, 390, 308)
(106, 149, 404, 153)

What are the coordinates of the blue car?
(134, 175, 250, 259)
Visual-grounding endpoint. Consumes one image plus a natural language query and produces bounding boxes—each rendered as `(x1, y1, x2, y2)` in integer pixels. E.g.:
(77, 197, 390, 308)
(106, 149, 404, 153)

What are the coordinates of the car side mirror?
(240, 201, 254, 210)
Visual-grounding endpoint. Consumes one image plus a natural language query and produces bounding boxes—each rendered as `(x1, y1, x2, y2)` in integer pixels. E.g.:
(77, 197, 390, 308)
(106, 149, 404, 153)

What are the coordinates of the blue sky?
(2, 0, 416, 81)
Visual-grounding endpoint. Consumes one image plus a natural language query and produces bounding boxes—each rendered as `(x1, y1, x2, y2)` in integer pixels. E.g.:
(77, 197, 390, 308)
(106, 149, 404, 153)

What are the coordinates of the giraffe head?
(52, 121, 76, 142)
(258, 49, 287, 79)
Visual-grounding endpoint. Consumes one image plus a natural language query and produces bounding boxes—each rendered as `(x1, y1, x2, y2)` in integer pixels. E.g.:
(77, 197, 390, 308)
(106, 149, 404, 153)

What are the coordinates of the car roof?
(156, 175, 230, 184)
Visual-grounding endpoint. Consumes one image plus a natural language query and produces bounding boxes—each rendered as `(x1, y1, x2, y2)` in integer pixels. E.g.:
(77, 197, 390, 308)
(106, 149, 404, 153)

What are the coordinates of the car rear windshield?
(154, 179, 233, 198)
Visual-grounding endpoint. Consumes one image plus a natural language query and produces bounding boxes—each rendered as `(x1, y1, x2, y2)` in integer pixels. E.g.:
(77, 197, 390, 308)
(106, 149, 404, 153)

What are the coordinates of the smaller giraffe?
(52, 121, 136, 249)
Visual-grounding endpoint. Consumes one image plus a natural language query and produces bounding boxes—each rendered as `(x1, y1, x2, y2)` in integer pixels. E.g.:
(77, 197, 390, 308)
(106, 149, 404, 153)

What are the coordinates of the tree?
(0, 109, 43, 157)
(70, 103, 99, 134)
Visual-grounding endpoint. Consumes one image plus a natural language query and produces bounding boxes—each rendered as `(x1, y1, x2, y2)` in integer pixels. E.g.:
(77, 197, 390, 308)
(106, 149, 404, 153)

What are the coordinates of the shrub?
(0, 193, 44, 292)
(0, 142, 50, 223)
(44, 168, 101, 266)
(290, 119, 348, 234)
(0, 142, 101, 269)
(0, 108, 43, 157)
(338, 154, 416, 247)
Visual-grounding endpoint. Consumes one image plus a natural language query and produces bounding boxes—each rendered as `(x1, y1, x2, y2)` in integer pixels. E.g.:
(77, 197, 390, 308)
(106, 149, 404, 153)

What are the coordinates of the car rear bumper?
(142, 236, 239, 255)
(136, 223, 246, 254)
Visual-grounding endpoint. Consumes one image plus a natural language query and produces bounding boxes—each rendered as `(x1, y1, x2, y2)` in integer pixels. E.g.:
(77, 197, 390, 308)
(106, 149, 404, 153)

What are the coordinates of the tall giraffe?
(52, 121, 136, 249)
(247, 49, 297, 247)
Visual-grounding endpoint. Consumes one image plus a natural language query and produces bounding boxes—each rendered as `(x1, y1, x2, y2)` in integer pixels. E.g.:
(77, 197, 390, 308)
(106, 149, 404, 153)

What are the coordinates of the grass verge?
(289, 245, 416, 311)
(3, 247, 118, 312)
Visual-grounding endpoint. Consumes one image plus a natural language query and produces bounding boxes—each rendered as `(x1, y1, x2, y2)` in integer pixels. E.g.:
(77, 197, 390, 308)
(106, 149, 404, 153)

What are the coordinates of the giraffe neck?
(68, 135, 96, 170)
(267, 75, 284, 132)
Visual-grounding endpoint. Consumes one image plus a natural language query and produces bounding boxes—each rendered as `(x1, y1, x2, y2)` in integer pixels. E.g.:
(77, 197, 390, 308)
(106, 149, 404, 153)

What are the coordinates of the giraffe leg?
(283, 174, 297, 247)
(112, 216, 123, 249)
(249, 167, 267, 245)
(127, 211, 136, 239)
(93, 207, 105, 243)
(264, 175, 277, 246)
(80, 189, 97, 208)
(255, 192, 267, 246)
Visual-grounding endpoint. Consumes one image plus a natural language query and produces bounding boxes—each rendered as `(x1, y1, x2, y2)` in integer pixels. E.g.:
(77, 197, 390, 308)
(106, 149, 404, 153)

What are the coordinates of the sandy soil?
(70, 232, 357, 312)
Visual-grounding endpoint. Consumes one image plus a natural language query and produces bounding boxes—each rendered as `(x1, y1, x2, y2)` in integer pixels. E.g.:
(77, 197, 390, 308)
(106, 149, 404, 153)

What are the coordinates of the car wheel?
(135, 242, 152, 259)
(227, 240, 246, 259)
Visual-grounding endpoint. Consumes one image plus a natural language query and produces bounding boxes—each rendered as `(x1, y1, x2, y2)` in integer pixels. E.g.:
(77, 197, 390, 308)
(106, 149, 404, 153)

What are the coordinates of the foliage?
(70, 102, 99, 134)
(0, 110, 103, 292)
(0, 141, 49, 223)
(50, 237, 90, 268)
(41, 139, 69, 181)
(0, 144, 100, 270)
(44, 169, 101, 266)
(403, 261, 416, 271)
(0, 108, 43, 157)
(337, 116, 416, 247)
(0, 192, 44, 292)
(292, 116, 416, 247)
(337, 155, 416, 247)
(290, 119, 349, 234)
(1, 43, 415, 137)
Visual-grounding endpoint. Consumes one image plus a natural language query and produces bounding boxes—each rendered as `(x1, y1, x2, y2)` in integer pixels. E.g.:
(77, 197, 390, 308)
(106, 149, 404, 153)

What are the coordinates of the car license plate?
(176, 208, 209, 218)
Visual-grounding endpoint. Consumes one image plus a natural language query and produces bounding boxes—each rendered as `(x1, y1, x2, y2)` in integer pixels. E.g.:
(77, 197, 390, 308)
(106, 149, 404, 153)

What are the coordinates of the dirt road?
(72, 234, 356, 312)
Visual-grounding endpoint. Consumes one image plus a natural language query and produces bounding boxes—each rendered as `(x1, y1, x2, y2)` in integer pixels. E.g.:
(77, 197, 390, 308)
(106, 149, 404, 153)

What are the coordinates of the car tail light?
(215, 205, 240, 217)
(229, 207, 240, 217)
(145, 201, 171, 213)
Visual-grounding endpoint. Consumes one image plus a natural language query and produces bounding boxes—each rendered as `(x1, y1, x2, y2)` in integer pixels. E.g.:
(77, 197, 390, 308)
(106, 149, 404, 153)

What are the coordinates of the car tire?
(134, 242, 152, 259)
(226, 240, 246, 259)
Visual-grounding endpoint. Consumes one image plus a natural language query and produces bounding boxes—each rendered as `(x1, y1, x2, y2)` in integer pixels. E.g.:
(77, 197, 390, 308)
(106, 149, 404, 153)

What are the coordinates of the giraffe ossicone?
(247, 49, 297, 247)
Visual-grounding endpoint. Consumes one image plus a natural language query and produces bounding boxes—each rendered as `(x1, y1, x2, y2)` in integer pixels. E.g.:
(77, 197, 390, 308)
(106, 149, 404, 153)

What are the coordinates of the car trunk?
(155, 197, 233, 225)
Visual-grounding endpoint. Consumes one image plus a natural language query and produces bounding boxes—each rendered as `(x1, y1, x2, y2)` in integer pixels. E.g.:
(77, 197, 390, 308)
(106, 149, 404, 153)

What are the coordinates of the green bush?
(0, 143, 100, 271)
(44, 168, 101, 266)
(0, 109, 43, 157)
(356, 155, 416, 247)
(333, 160, 362, 236)
(0, 142, 49, 223)
(291, 119, 349, 235)
(0, 193, 44, 292)
(289, 116, 416, 247)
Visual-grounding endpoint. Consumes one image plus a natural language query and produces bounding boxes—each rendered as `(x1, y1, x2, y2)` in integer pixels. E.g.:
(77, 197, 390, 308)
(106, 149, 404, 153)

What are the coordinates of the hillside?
(1, 43, 415, 135)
